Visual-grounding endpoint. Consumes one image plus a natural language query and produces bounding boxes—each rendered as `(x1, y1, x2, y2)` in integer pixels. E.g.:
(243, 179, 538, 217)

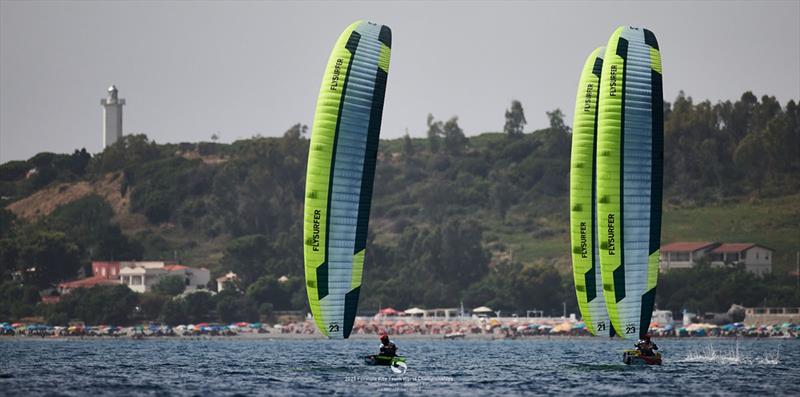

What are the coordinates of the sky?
(1, 0, 799, 162)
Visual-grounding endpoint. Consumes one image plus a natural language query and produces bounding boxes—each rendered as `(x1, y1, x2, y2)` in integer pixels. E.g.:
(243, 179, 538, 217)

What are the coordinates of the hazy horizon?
(1, 0, 799, 162)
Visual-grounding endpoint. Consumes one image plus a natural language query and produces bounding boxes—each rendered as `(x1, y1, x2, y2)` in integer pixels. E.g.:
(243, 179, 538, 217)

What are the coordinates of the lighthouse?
(101, 85, 125, 148)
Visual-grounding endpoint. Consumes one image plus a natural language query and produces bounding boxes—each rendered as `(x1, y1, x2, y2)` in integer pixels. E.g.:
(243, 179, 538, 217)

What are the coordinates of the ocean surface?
(1, 337, 798, 396)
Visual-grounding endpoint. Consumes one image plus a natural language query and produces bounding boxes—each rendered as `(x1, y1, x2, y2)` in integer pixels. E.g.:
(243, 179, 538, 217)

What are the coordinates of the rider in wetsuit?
(635, 334, 659, 356)
(379, 334, 397, 357)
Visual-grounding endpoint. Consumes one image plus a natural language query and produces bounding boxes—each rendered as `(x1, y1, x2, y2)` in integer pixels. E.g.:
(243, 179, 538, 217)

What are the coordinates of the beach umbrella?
(237, 322, 249, 328)
(553, 322, 572, 333)
(695, 328, 707, 336)
(404, 307, 426, 316)
(11, 323, 24, 328)
(380, 307, 400, 316)
(721, 324, 736, 331)
(472, 306, 493, 314)
(249, 323, 262, 329)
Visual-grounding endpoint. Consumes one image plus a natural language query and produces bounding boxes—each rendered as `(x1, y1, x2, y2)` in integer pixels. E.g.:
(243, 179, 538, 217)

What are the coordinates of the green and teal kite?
(596, 26, 663, 340)
(570, 46, 613, 337)
(303, 21, 392, 339)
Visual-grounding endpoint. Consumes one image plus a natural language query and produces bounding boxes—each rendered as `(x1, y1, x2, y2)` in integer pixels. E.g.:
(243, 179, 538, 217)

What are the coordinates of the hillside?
(1, 91, 798, 321)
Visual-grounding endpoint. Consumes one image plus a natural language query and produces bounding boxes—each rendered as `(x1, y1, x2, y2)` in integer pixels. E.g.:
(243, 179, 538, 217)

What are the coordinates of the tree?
(402, 133, 415, 159)
(504, 100, 527, 137)
(222, 234, 279, 286)
(443, 117, 468, 154)
(183, 291, 215, 323)
(283, 123, 308, 140)
(426, 114, 442, 153)
(246, 274, 295, 310)
(161, 299, 188, 325)
(136, 292, 169, 322)
(215, 289, 259, 323)
(152, 275, 186, 296)
(490, 177, 517, 220)
(546, 108, 569, 134)
(734, 133, 767, 194)
(17, 231, 81, 288)
(53, 285, 138, 325)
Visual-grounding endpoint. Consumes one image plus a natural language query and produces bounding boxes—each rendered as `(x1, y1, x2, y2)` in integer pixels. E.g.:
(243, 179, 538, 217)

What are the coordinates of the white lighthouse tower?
(101, 85, 125, 148)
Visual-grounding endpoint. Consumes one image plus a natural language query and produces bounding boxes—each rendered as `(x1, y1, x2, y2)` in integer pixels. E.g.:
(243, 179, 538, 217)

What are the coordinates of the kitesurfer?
(379, 333, 397, 357)
(634, 334, 658, 357)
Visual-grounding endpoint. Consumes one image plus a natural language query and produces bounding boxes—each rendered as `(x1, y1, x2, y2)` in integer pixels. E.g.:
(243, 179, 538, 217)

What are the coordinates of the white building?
(119, 262, 210, 293)
(216, 272, 239, 292)
(709, 243, 773, 276)
(101, 85, 125, 148)
(651, 310, 673, 326)
(660, 241, 773, 276)
(659, 242, 719, 270)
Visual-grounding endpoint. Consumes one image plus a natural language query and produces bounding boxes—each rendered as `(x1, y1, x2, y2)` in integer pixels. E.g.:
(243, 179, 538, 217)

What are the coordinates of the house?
(58, 275, 118, 295)
(216, 272, 240, 292)
(659, 242, 719, 271)
(43, 261, 122, 301)
(651, 310, 674, 326)
(162, 264, 210, 291)
(118, 262, 210, 293)
(709, 243, 773, 276)
(660, 241, 773, 275)
(92, 261, 121, 279)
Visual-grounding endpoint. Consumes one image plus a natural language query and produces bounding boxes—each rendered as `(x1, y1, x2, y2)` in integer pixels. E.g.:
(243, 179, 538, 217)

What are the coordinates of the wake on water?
(678, 340, 781, 365)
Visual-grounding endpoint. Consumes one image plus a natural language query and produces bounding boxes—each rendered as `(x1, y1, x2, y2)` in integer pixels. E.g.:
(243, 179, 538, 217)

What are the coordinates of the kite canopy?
(596, 26, 663, 340)
(570, 46, 613, 337)
(303, 20, 392, 339)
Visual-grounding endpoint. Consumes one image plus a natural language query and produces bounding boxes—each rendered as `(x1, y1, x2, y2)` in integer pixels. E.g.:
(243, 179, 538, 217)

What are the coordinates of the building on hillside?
(92, 261, 121, 279)
(216, 272, 240, 292)
(660, 241, 773, 275)
(163, 264, 210, 291)
(659, 242, 719, 271)
(709, 243, 773, 276)
(119, 262, 210, 293)
(58, 275, 118, 295)
(101, 85, 125, 147)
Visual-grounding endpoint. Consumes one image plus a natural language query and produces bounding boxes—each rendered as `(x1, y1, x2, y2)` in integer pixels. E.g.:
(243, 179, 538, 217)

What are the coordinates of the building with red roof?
(660, 241, 773, 275)
(709, 243, 773, 276)
(58, 275, 118, 295)
(92, 261, 121, 279)
(660, 242, 719, 271)
(118, 262, 209, 293)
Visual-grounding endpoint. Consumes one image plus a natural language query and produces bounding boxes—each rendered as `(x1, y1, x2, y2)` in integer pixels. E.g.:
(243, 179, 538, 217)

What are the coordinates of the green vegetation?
(0, 91, 797, 324)
(658, 263, 799, 314)
(152, 275, 186, 296)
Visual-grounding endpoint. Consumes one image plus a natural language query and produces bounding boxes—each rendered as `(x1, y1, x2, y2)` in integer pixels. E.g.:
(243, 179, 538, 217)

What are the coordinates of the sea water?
(1, 337, 797, 396)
